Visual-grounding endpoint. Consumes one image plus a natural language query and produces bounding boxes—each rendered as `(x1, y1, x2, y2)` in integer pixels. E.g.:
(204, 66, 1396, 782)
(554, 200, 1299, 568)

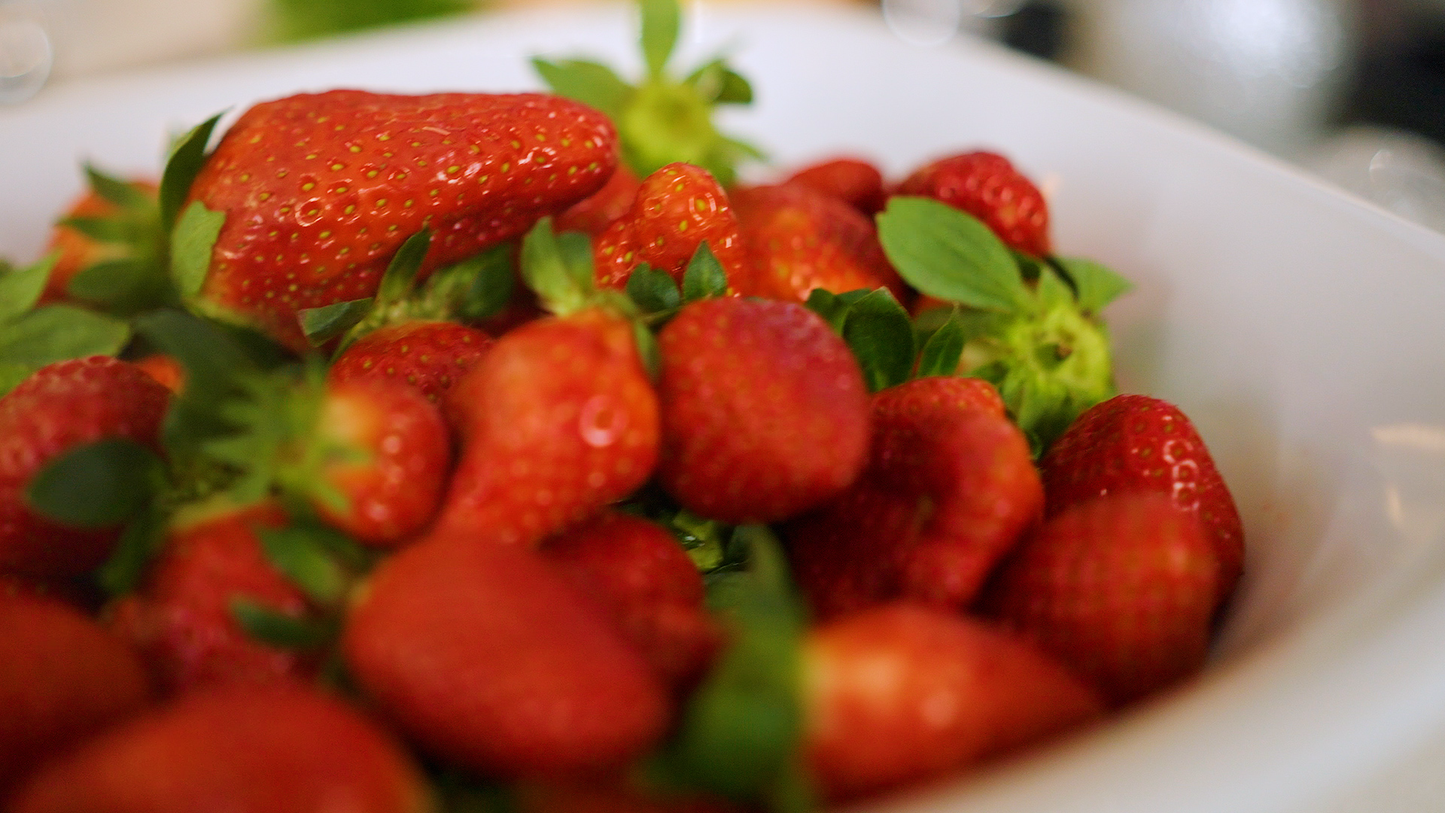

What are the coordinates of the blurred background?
(1, 0, 1443, 228)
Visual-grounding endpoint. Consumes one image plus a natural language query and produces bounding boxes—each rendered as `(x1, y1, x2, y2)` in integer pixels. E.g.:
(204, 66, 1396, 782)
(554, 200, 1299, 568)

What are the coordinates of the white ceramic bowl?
(3, 5, 1445, 812)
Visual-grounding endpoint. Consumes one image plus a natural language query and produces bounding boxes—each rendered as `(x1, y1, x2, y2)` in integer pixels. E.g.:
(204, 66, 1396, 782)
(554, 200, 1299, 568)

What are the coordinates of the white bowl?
(3, 5, 1445, 812)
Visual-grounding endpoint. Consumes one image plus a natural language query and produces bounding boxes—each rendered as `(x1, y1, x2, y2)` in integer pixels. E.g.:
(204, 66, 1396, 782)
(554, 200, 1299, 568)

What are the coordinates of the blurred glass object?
(1305, 125, 1445, 232)
(0, 2, 51, 103)
(882, 0, 1027, 46)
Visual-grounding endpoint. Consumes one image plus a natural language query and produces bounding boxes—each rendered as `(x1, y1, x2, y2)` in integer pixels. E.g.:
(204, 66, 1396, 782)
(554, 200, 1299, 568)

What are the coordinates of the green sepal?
(839, 288, 915, 392)
(84, 164, 154, 210)
(376, 229, 432, 305)
(0, 305, 130, 370)
(877, 196, 1032, 314)
(0, 254, 55, 323)
(639, 0, 681, 78)
(530, 57, 632, 118)
(299, 298, 374, 348)
(229, 597, 336, 649)
(159, 113, 224, 230)
(626, 263, 682, 314)
(170, 201, 226, 300)
(632, 320, 663, 382)
(0, 364, 32, 397)
(57, 215, 140, 244)
(67, 258, 178, 316)
(519, 217, 596, 316)
(25, 438, 165, 529)
(95, 504, 169, 597)
(255, 522, 367, 607)
(1057, 256, 1133, 314)
(915, 306, 968, 378)
(681, 242, 728, 302)
(686, 59, 754, 104)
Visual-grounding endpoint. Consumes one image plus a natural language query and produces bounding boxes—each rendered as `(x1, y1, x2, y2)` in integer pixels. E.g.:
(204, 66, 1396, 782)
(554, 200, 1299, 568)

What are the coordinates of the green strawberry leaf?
(520, 217, 593, 316)
(57, 215, 139, 244)
(229, 597, 335, 649)
(803, 288, 850, 333)
(839, 288, 915, 392)
(1057, 256, 1133, 313)
(531, 58, 632, 119)
(877, 196, 1032, 314)
(632, 320, 662, 381)
(159, 113, 224, 230)
(640, 0, 680, 78)
(95, 504, 169, 596)
(0, 254, 55, 323)
(626, 263, 682, 314)
(915, 306, 968, 378)
(1035, 260, 1074, 311)
(26, 438, 165, 528)
(299, 298, 374, 348)
(84, 164, 153, 210)
(67, 258, 176, 315)
(0, 363, 32, 396)
(685, 59, 754, 105)
(170, 201, 226, 299)
(377, 229, 432, 305)
(440, 244, 517, 322)
(0, 305, 130, 370)
(681, 242, 728, 302)
(255, 523, 359, 607)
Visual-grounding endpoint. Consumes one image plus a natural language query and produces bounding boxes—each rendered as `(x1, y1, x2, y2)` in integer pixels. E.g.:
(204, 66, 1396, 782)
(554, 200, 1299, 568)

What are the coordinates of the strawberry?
(132, 353, 185, 393)
(730, 183, 907, 303)
(593, 163, 748, 291)
(0, 592, 154, 797)
(1039, 393, 1244, 604)
(894, 150, 1051, 258)
(7, 683, 429, 813)
(0, 356, 170, 579)
(785, 376, 1042, 619)
(105, 501, 322, 696)
(514, 781, 744, 813)
(556, 164, 642, 237)
(327, 320, 494, 409)
(985, 492, 1222, 706)
(38, 170, 167, 313)
(182, 90, 618, 351)
(782, 156, 887, 216)
(655, 297, 871, 524)
(432, 307, 659, 546)
(540, 511, 721, 689)
(801, 603, 1102, 803)
(341, 532, 671, 779)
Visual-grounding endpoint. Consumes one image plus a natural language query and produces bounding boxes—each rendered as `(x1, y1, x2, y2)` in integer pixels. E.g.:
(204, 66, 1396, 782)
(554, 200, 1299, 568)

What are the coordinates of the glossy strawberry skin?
(341, 533, 671, 779)
(895, 151, 1051, 258)
(0, 592, 154, 797)
(593, 163, 748, 291)
(313, 380, 451, 547)
(105, 502, 319, 697)
(540, 512, 721, 689)
(786, 377, 1042, 619)
(1039, 393, 1244, 604)
(8, 684, 430, 813)
(731, 183, 907, 304)
(556, 164, 641, 237)
(783, 157, 887, 216)
(802, 603, 1102, 803)
(432, 309, 659, 547)
(328, 320, 494, 410)
(188, 90, 618, 351)
(656, 297, 871, 524)
(986, 492, 1221, 706)
(0, 357, 171, 579)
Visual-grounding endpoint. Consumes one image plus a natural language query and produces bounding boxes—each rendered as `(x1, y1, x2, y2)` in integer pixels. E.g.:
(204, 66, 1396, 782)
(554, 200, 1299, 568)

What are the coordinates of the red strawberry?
(730, 183, 907, 303)
(894, 150, 1051, 258)
(540, 511, 721, 689)
(341, 532, 670, 779)
(783, 156, 887, 216)
(8, 684, 429, 813)
(39, 176, 161, 307)
(186, 90, 618, 351)
(986, 492, 1222, 706)
(1039, 393, 1244, 604)
(432, 308, 659, 547)
(786, 376, 1042, 619)
(0, 356, 170, 579)
(132, 353, 185, 394)
(514, 781, 744, 813)
(592, 163, 748, 291)
(327, 320, 494, 409)
(655, 297, 870, 524)
(801, 603, 1102, 803)
(0, 592, 154, 797)
(556, 164, 641, 237)
(105, 501, 321, 696)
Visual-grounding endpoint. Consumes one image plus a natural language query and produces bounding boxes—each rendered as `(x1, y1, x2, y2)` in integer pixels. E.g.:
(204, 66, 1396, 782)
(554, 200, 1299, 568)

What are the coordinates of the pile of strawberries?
(0, 5, 1246, 812)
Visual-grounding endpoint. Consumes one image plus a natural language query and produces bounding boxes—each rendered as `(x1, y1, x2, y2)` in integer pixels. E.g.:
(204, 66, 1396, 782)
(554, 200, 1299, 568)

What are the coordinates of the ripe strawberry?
(39, 174, 163, 309)
(185, 90, 618, 351)
(894, 150, 1051, 258)
(514, 781, 744, 813)
(783, 156, 887, 216)
(0, 592, 154, 797)
(655, 297, 870, 524)
(328, 320, 494, 409)
(786, 376, 1042, 619)
(0, 356, 171, 579)
(730, 183, 907, 303)
(593, 163, 748, 291)
(801, 603, 1102, 803)
(341, 532, 670, 779)
(986, 492, 1222, 706)
(1039, 393, 1244, 604)
(105, 501, 321, 696)
(541, 511, 721, 689)
(431, 308, 659, 547)
(8, 683, 429, 813)
(132, 353, 185, 394)
(556, 164, 641, 237)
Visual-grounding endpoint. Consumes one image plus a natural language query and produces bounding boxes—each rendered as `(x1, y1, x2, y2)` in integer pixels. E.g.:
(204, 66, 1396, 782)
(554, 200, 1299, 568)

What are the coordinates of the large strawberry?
(801, 603, 1102, 803)
(894, 150, 1051, 258)
(782, 156, 887, 216)
(327, 320, 494, 410)
(1039, 393, 1244, 604)
(0, 356, 170, 579)
(556, 163, 641, 237)
(655, 296, 870, 524)
(8, 684, 429, 813)
(986, 492, 1222, 706)
(179, 90, 618, 351)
